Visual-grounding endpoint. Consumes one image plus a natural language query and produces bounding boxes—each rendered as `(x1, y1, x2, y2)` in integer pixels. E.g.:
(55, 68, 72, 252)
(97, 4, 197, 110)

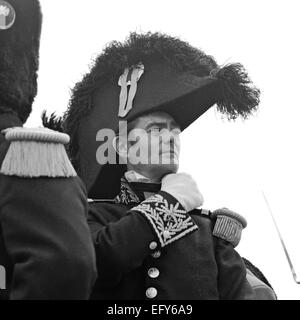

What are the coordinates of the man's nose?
(165, 134, 179, 148)
(160, 133, 176, 150)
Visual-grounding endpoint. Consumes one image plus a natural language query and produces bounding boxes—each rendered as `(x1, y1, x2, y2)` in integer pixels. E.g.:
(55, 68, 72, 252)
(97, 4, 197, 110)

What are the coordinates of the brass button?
(151, 250, 161, 259)
(146, 287, 157, 299)
(148, 267, 160, 278)
(149, 241, 158, 250)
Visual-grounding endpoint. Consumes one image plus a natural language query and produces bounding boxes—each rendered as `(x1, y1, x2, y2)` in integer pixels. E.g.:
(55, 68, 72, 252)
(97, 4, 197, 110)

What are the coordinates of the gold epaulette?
(0, 127, 77, 178)
(211, 208, 247, 247)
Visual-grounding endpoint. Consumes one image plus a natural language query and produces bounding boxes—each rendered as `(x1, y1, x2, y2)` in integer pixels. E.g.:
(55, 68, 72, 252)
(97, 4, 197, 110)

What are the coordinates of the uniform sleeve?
(214, 238, 256, 300)
(0, 174, 97, 300)
(88, 191, 198, 288)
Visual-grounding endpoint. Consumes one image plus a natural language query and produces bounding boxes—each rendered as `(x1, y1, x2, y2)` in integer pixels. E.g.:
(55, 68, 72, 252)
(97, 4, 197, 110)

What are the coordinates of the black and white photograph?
(0, 0, 299, 304)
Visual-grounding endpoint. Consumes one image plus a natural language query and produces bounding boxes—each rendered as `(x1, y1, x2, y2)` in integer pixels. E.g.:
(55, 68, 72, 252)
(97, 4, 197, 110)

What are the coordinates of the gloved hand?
(161, 173, 204, 212)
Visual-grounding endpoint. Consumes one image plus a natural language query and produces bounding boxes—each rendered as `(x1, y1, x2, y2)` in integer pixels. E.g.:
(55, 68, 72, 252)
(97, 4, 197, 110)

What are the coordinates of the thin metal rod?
(262, 191, 300, 284)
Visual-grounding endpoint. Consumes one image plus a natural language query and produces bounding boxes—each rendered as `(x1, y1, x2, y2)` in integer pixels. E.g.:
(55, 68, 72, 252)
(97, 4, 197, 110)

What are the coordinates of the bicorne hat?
(63, 32, 260, 199)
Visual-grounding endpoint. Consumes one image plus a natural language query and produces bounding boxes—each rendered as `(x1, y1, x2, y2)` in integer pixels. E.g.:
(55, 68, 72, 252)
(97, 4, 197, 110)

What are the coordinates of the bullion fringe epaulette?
(131, 193, 198, 247)
(211, 208, 247, 247)
(0, 127, 77, 178)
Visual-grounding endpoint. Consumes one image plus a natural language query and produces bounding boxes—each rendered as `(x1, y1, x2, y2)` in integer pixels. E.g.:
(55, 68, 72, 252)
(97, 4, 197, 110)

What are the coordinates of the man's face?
(118, 111, 181, 179)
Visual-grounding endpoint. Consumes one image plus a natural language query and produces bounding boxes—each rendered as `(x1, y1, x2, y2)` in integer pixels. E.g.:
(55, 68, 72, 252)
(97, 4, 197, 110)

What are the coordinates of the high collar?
(114, 177, 141, 205)
(114, 176, 161, 205)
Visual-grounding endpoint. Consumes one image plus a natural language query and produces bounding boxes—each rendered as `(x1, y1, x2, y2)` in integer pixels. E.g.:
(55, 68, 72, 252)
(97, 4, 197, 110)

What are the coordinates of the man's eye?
(172, 129, 181, 135)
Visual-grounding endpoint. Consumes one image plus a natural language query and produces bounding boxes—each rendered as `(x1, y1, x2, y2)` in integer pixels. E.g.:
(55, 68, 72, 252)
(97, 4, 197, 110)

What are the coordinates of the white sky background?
(26, 0, 300, 299)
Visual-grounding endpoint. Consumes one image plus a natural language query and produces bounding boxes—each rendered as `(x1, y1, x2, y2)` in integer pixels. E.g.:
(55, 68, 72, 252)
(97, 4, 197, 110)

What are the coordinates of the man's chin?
(127, 163, 179, 182)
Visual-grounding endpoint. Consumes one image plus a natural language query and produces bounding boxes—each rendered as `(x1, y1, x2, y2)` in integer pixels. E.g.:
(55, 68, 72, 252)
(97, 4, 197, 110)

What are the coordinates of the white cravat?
(124, 170, 152, 183)
(124, 170, 158, 199)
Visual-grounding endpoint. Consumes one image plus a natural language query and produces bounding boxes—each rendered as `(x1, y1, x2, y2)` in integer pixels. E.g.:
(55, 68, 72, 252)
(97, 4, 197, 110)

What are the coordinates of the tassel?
(211, 63, 260, 120)
(0, 127, 77, 178)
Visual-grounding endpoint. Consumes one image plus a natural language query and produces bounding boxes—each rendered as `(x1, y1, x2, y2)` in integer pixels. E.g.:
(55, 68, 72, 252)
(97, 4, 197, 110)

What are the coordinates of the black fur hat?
(63, 32, 260, 198)
(0, 0, 42, 125)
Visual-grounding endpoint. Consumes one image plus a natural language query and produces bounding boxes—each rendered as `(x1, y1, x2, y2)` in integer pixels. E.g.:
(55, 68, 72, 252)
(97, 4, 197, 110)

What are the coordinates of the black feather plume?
(211, 63, 260, 120)
(41, 111, 64, 132)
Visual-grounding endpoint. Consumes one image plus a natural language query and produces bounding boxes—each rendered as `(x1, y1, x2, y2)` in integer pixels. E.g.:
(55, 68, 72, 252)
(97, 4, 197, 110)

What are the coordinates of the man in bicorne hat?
(0, 0, 96, 299)
(64, 32, 275, 299)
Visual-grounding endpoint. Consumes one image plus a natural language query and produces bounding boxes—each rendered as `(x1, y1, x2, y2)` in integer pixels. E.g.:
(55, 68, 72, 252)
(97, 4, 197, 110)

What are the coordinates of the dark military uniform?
(88, 179, 253, 300)
(0, 114, 97, 301)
